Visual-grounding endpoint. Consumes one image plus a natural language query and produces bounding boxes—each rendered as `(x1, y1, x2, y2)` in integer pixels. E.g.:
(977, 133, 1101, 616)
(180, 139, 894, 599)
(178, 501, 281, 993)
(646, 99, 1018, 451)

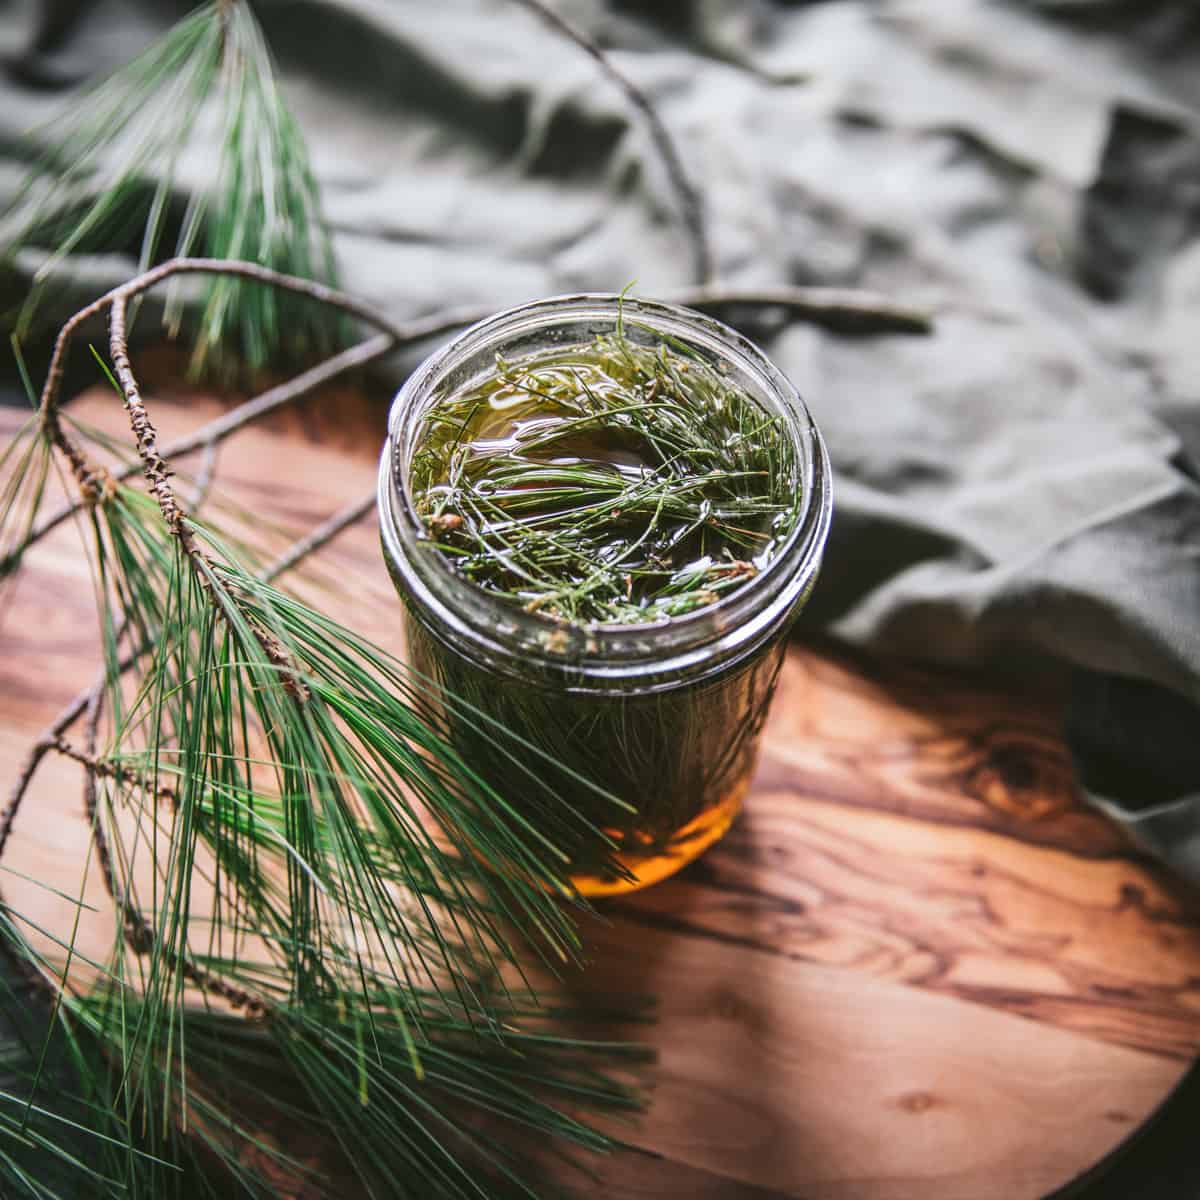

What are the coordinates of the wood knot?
(956, 728, 1074, 822)
(897, 1090, 940, 1114)
(707, 986, 764, 1033)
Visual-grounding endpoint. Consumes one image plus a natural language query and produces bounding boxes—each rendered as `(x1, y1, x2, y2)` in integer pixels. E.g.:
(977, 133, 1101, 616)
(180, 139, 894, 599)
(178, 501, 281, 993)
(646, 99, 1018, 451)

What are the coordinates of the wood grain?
(2, 378, 1199, 1199)
(569, 915, 1185, 1200)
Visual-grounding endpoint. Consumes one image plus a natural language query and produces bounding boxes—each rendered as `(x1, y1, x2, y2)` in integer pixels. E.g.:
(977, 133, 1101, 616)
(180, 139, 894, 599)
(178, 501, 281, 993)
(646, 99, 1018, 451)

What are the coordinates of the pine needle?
(1, 369, 651, 1197)
(412, 323, 802, 625)
(0, 1, 342, 377)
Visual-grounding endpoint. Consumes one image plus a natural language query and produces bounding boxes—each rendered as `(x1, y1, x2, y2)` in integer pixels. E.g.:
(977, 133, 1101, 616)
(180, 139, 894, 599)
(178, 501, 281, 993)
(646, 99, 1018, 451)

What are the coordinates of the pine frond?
(0, 913, 201, 1200)
(1, 468, 646, 1196)
(1, 269, 653, 1198)
(2, 1, 342, 376)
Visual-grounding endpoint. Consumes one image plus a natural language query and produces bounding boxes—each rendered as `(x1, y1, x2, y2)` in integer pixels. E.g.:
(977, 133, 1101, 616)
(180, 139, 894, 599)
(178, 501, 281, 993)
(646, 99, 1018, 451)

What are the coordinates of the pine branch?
(0, 255, 931, 1198)
(1, 260, 656, 1199)
(2, 261, 930, 585)
(2, 1, 344, 376)
(2, 456, 384, 887)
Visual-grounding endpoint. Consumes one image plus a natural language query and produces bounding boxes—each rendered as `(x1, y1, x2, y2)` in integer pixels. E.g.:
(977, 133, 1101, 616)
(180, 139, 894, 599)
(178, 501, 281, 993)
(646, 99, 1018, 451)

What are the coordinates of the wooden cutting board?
(3, 375, 1199, 1200)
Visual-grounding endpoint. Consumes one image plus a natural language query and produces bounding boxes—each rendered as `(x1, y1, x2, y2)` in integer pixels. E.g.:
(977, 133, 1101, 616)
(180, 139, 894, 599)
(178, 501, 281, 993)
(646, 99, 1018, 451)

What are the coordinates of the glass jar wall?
(379, 295, 831, 896)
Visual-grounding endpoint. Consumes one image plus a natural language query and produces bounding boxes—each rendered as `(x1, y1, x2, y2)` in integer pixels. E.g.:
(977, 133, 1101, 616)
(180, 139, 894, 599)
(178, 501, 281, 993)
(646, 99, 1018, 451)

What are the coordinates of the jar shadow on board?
(378, 295, 831, 897)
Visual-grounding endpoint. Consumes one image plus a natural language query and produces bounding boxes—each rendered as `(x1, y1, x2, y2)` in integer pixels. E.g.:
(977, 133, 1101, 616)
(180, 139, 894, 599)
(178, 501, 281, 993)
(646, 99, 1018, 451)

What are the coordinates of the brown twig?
(4, 332, 392, 571)
(4, 274, 931, 577)
(510, 0, 713, 285)
(0, 673, 106, 998)
(674, 283, 934, 336)
(77, 690, 151, 953)
(185, 440, 220, 513)
(58, 733, 177, 810)
(23, 263, 932, 538)
(6, 307, 487, 576)
(110, 297, 191, 540)
(0, 688, 102, 862)
(74, 697, 266, 1017)
(261, 493, 376, 584)
(0, 648, 143, 873)
(34, 258, 410, 496)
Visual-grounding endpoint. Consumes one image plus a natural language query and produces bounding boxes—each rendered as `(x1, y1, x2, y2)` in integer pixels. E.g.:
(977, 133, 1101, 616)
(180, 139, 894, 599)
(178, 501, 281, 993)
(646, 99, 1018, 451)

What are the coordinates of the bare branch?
(510, 0, 713, 284)
(0, 687, 101, 861)
(6, 332, 391, 568)
(35, 257, 417, 456)
(31, 259, 932, 513)
(77, 690, 143, 948)
(185, 440, 220, 514)
(262, 493, 377, 584)
(109, 296, 190, 539)
(673, 283, 934, 336)
(9, 311, 478, 572)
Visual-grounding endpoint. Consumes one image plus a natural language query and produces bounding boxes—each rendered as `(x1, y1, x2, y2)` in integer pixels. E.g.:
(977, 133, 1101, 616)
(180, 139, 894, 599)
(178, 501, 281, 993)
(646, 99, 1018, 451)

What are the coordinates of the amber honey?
(404, 613, 786, 895)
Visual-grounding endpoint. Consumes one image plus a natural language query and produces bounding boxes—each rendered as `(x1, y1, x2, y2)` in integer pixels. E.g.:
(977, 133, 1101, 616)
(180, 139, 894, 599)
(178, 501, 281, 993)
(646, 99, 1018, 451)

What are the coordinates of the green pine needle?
(0, 357, 651, 1197)
(1, 1, 343, 377)
(412, 326, 802, 626)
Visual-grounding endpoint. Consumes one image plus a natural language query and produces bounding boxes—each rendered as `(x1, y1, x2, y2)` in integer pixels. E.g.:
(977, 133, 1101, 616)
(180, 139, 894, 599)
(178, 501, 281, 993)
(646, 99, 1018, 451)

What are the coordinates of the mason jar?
(378, 295, 831, 897)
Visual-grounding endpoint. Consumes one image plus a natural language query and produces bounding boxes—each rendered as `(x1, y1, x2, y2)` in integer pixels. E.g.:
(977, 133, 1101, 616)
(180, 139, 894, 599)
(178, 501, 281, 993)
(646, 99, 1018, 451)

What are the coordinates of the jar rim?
(378, 293, 832, 688)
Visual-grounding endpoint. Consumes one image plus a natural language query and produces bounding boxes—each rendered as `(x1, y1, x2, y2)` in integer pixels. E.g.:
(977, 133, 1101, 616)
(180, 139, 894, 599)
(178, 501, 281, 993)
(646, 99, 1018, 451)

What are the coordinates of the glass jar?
(378, 295, 831, 897)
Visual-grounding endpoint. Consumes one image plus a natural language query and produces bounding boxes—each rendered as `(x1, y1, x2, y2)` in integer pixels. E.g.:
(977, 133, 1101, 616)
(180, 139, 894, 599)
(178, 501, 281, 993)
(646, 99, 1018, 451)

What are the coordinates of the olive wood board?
(2, 378, 1199, 1200)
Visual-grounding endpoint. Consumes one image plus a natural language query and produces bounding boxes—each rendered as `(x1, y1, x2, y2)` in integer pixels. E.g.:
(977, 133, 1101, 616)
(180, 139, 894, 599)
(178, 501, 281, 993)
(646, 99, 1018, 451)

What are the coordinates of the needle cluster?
(411, 322, 801, 626)
(0, 263, 653, 1200)
(0, 1, 341, 376)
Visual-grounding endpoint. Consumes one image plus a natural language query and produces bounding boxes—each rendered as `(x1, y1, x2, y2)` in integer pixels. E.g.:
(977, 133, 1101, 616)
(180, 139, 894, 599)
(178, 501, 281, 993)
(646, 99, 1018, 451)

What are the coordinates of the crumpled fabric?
(2, 0, 1198, 877)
